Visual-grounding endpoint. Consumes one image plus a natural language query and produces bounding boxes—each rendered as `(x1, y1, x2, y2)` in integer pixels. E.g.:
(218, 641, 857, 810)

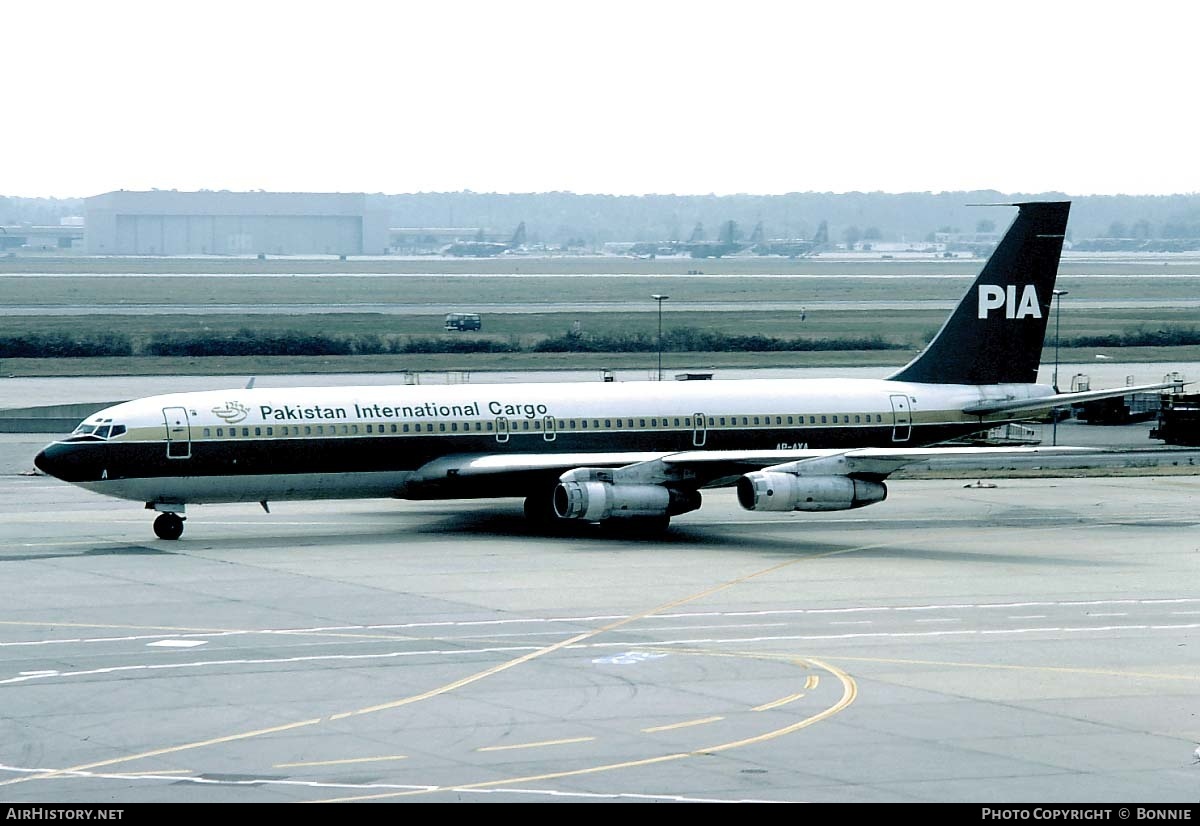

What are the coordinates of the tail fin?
(888, 201, 1070, 385)
(509, 222, 527, 246)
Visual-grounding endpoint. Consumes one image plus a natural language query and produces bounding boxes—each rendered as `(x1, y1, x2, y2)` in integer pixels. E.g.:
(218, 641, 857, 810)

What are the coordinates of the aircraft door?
(889, 395, 912, 443)
(163, 406, 192, 459)
(495, 416, 510, 443)
(543, 415, 556, 442)
(692, 412, 707, 447)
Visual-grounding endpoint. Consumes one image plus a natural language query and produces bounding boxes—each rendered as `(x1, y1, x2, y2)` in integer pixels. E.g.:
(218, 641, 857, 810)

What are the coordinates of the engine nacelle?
(553, 481, 701, 521)
(736, 472, 887, 512)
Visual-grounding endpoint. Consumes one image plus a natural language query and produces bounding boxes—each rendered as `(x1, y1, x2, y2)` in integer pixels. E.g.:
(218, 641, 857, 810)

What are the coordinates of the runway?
(1, 471, 1198, 802)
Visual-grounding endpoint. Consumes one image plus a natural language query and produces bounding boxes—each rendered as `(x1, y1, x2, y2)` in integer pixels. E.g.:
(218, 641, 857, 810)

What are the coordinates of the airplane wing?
(661, 445, 1094, 483)
(408, 451, 669, 484)
(407, 445, 1093, 495)
(965, 381, 1185, 417)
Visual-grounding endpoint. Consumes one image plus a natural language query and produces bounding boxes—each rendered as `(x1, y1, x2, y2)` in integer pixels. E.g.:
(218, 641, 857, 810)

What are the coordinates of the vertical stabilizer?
(509, 222, 527, 247)
(888, 201, 1069, 385)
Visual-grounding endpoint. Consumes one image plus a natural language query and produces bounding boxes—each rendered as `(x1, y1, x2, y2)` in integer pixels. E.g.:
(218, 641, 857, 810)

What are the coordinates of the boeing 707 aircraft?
(34, 201, 1173, 539)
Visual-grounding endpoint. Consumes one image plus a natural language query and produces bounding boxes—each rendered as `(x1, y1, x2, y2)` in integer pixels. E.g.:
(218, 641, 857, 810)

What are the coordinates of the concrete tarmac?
(3, 375, 1197, 802)
(1, 470, 1197, 803)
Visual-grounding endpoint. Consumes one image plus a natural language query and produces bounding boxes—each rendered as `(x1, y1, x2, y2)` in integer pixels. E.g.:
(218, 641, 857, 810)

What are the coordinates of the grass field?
(2, 254, 1196, 376)
(2, 307, 1196, 347)
(4, 272, 1200, 306)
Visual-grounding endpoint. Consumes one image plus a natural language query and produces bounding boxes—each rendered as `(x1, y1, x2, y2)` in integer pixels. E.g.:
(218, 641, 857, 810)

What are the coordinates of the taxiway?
(0, 470, 1197, 802)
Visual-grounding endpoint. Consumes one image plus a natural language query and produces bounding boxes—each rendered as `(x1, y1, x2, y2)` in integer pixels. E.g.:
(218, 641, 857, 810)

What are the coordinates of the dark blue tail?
(888, 201, 1069, 385)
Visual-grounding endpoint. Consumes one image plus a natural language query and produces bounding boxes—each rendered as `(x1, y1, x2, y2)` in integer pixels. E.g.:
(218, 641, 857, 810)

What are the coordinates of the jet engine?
(736, 472, 886, 512)
(553, 481, 701, 522)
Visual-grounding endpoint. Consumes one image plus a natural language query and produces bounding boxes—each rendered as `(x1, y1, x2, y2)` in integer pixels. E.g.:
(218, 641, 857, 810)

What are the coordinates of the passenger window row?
(194, 413, 889, 440)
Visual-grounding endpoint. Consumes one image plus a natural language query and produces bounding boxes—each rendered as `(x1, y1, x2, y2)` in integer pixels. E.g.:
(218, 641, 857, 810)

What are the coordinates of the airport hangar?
(83, 190, 390, 256)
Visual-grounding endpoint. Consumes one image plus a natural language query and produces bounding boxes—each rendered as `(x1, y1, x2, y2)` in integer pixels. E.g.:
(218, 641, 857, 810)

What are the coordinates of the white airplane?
(34, 202, 1174, 540)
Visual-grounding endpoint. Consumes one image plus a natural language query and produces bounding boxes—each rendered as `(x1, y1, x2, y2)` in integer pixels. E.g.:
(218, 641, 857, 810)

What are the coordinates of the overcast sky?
(5, 0, 1196, 198)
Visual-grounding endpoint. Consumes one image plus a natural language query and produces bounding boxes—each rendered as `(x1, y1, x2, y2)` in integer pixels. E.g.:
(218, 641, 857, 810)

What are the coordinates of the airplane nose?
(33, 447, 57, 477)
(34, 441, 113, 483)
(33, 442, 92, 482)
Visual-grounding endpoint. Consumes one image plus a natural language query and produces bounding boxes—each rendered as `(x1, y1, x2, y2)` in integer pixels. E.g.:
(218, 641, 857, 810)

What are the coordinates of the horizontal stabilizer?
(964, 381, 1187, 417)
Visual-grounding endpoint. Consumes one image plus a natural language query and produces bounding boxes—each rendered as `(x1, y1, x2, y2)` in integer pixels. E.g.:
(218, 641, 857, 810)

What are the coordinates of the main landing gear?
(148, 505, 186, 540)
(523, 486, 560, 528)
(600, 515, 671, 536)
(153, 512, 184, 540)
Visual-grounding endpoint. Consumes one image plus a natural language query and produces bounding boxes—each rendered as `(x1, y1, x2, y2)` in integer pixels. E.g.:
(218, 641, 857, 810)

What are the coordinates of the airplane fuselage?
(36, 377, 1051, 506)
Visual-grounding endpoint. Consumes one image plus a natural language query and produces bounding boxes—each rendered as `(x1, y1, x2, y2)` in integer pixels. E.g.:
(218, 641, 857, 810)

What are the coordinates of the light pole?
(1052, 289, 1068, 445)
(1052, 289, 1069, 392)
(651, 294, 669, 380)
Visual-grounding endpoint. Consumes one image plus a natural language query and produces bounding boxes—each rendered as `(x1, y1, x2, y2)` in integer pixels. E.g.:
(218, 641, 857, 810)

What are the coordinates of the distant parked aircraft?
(628, 220, 829, 259)
(629, 220, 756, 258)
(442, 222, 526, 257)
(753, 220, 829, 257)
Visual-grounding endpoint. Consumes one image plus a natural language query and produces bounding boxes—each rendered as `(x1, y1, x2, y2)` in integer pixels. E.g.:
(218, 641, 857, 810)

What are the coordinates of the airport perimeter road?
(0, 474, 1198, 803)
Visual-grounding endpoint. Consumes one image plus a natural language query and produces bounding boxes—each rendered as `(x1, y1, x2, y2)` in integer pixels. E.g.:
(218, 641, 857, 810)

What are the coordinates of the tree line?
(6, 325, 1200, 360)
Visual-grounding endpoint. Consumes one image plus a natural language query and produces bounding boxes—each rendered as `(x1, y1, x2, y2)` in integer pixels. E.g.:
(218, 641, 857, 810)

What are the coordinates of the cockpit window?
(70, 420, 124, 439)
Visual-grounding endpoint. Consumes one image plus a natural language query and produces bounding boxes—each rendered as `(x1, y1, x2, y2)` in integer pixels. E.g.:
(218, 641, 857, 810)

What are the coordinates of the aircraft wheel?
(153, 512, 184, 541)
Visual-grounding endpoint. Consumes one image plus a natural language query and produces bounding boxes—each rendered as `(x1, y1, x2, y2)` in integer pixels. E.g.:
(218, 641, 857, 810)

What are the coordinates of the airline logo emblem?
(212, 401, 250, 424)
(978, 284, 1042, 319)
